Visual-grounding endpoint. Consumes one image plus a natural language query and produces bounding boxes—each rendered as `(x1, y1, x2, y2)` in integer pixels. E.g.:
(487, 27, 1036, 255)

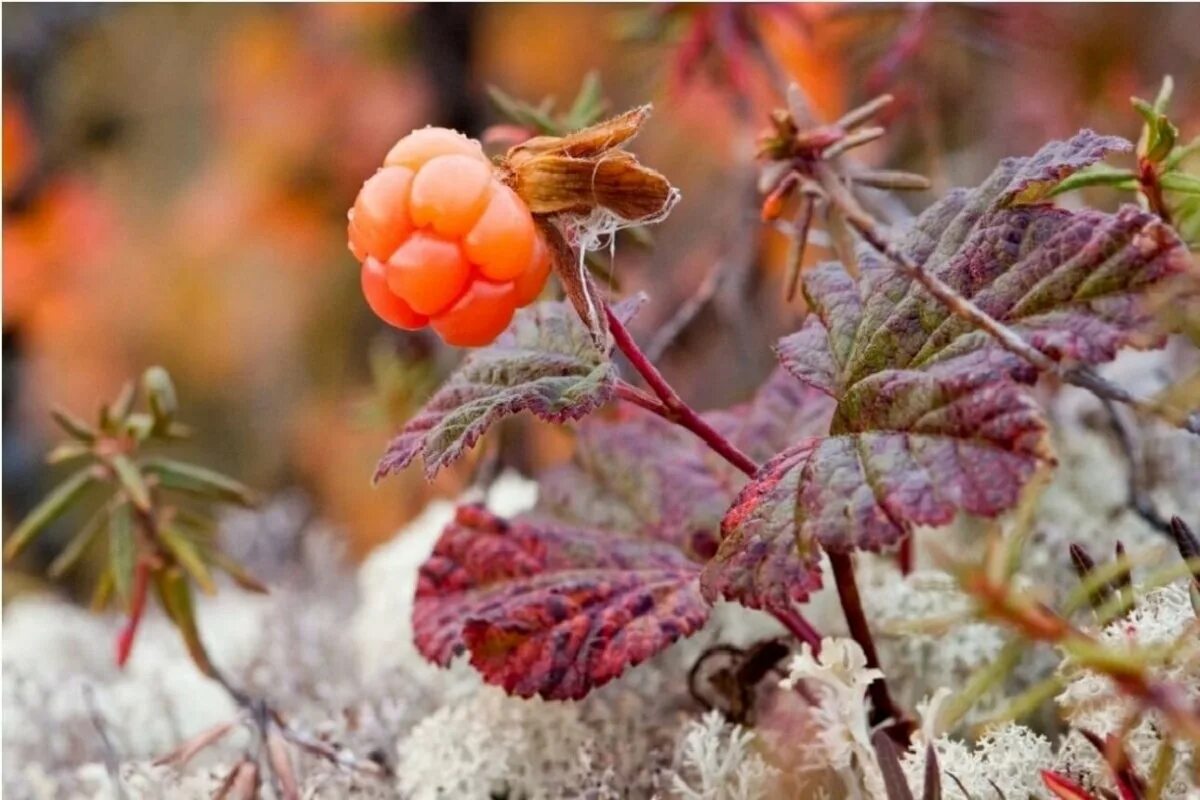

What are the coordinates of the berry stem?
(606, 305, 759, 478)
(827, 549, 912, 740)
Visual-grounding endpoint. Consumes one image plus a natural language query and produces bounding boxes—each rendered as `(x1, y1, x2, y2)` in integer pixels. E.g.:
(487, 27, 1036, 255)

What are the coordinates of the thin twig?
(1102, 398, 1173, 535)
(83, 684, 128, 800)
(644, 257, 729, 362)
(815, 161, 1199, 435)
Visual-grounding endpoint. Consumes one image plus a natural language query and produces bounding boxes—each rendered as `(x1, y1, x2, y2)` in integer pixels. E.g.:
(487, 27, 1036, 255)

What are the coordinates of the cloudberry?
(348, 127, 551, 346)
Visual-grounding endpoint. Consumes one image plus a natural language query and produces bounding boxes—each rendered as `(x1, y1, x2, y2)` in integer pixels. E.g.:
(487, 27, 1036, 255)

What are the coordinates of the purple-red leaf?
(779, 132, 1188, 395)
(540, 368, 834, 561)
(413, 370, 832, 699)
(414, 505, 710, 699)
(376, 296, 644, 481)
(725, 131, 1187, 570)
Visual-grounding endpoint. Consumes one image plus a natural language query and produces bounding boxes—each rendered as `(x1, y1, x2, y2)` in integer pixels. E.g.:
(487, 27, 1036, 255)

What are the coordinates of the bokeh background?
(5, 3, 1200, 578)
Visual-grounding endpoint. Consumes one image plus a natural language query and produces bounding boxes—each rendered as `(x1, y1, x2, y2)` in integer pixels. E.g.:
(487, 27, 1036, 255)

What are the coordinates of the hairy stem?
(606, 305, 760, 477)
(816, 162, 1198, 435)
(827, 549, 911, 739)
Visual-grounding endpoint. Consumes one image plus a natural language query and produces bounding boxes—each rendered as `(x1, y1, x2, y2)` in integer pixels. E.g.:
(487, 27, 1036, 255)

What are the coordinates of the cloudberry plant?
(348, 127, 552, 347)
(374, 80, 1197, 764)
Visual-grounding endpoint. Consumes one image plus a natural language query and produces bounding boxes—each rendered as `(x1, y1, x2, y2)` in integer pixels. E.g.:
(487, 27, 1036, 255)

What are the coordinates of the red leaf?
(1042, 770, 1101, 800)
(376, 296, 643, 481)
(721, 132, 1186, 568)
(413, 506, 711, 700)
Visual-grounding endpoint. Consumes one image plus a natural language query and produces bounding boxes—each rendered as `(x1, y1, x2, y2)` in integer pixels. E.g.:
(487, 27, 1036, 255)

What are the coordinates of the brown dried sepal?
(503, 105, 675, 222)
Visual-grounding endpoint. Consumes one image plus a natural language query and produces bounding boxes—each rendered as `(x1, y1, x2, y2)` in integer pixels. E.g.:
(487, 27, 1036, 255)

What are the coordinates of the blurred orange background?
(5, 4, 1199, 566)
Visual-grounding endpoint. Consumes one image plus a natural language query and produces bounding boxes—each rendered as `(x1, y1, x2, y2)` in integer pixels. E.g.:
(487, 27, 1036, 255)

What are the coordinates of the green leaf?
(154, 566, 215, 677)
(91, 567, 114, 611)
(123, 413, 156, 441)
(141, 458, 257, 507)
(108, 381, 137, 425)
(142, 366, 178, 426)
(4, 467, 98, 561)
(487, 85, 558, 133)
(715, 132, 1189, 598)
(159, 526, 216, 595)
(1047, 164, 1137, 196)
(50, 407, 96, 442)
(566, 71, 606, 128)
(1161, 171, 1200, 196)
(377, 297, 644, 481)
(110, 454, 152, 512)
(109, 503, 137, 610)
(1164, 135, 1200, 171)
(1153, 75, 1174, 113)
(209, 551, 269, 594)
(45, 441, 92, 465)
(1133, 95, 1179, 162)
(47, 503, 111, 579)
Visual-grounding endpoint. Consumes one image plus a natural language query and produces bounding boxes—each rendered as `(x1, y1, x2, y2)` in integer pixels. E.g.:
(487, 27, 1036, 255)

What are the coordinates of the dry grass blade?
(153, 720, 238, 768)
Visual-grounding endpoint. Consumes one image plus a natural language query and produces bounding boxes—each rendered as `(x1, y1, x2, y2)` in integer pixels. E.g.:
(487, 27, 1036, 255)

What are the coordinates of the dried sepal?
(503, 105, 677, 224)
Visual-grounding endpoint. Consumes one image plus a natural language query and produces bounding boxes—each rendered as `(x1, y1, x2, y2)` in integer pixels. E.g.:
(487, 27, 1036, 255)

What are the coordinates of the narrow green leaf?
(91, 567, 114, 611)
(1161, 171, 1200, 195)
(123, 413, 155, 441)
(210, 550, 269, 594)
(142, 366, 177, 424)
(1164, 135, 1200, 170)
(50, 407, 96, 442)
(46, 441, 92, 465)
(1147, 735, 1176, 800)
(109, 381, 137, 423)
(4, 467, 98, 561)
(47, 503, 111, 579)
(159, 526, 216, 595)
(567, 71, 604, 127)
(109, 504, 137, 610)
(1132, 97, 1158, 128)
(941, 640, 1024, 732)
(110, 454, 152, 512)
(977, 674, 1065, 728)
(154, 566, 216, 677)
(1047, 165, 1137, 196)
(1152, 75, 1174, 113)
(141, 458, 257, 507)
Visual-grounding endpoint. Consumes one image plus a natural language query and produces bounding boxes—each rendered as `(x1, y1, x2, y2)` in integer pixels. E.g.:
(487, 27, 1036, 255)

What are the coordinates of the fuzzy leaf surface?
(413, 505, 710, 700)
(414, 370, 832, 698)
(724, 131, 1188, 573)
(376, 296, 643, 480)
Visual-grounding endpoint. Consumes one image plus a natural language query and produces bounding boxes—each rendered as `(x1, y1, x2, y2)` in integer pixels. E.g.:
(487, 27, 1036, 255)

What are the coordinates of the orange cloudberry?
(348, 127, 551, 347)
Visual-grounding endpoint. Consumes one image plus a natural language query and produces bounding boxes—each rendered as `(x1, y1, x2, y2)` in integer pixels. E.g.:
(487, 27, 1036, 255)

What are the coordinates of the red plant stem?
(614, 380, 666, 416)
(1138, 157, 1173, 225)
(773, 604, 823, 654)
(606, 306, 833, 657)
(116, 559, 151, 667)
(605, 305, 759, 478)
(827, 549, 910, 737)
(898, 535, 914, 575)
